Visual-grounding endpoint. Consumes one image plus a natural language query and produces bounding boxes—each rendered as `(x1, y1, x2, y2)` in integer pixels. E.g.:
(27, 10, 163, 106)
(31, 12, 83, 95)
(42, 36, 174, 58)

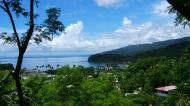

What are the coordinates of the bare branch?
(2, 0, 21, 49)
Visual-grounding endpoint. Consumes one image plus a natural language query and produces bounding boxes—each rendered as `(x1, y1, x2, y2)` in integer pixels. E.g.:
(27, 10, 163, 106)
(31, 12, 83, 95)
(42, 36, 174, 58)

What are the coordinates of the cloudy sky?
(0, 0, 190, 55)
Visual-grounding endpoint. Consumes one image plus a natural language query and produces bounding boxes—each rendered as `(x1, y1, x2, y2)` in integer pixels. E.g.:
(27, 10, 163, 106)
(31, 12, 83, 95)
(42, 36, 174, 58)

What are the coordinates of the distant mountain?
(88, 37, 190, 63)
(103, 36, 190, 55)
(128, 41, 190, 60)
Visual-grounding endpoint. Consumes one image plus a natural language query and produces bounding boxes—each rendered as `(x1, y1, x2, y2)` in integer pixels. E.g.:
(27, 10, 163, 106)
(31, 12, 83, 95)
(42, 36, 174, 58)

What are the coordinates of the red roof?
(155, 85, 177, 92)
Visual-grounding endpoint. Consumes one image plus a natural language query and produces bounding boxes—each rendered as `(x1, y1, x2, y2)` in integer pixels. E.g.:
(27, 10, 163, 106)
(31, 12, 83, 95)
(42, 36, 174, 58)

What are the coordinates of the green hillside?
(88, 41, 190, 63)
(103, 37, 190, 55)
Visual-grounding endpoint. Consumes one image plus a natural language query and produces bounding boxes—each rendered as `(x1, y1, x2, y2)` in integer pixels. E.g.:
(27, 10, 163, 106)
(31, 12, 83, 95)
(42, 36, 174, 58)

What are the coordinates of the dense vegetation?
(1, 44, 190, 105)
(1, 0, 190, 105)
(0, 64, 14, 71)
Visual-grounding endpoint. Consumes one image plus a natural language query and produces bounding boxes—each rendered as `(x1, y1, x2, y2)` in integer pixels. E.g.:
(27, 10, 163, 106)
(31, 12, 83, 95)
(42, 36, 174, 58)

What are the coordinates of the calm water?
(0, 55, 97, 69)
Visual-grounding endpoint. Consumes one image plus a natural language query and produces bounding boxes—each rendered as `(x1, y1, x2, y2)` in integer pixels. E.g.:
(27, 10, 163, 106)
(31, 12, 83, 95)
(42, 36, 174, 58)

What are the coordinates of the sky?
(0, 0, 190, 56)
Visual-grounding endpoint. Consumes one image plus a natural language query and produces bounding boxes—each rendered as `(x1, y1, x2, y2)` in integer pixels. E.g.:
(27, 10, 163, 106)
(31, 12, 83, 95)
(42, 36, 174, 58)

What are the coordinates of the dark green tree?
(0, 0, 64, 105)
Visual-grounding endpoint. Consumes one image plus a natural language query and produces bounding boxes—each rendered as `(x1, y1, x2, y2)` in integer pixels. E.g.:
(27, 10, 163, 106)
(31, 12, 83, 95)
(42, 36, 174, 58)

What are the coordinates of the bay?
(0, 55, 97, 70)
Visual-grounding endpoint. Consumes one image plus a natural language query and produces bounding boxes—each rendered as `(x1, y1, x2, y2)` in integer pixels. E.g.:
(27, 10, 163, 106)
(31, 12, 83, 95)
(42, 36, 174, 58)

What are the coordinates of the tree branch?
(0, 4, 7, 12)
(167, 0, 190, 21)
(21, 0, 34, 52)
(3, 0, 21, 50)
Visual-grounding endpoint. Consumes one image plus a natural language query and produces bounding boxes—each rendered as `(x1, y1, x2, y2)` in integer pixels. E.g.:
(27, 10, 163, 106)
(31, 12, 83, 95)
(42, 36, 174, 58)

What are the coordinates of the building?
(155, 85, 177, 96)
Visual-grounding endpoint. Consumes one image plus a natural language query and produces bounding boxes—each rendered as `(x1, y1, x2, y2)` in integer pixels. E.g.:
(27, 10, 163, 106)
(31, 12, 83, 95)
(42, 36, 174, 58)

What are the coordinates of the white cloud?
(103, 17, 190, 49)
(122, 17, 132, 26)
(38, 21, 96, 52)
(94, 0, 125, 8)
(153, 0, 170, 17)
(42, 18, 190, 52)
(1, 17, 190, 54)
(0, 40, 17, 52)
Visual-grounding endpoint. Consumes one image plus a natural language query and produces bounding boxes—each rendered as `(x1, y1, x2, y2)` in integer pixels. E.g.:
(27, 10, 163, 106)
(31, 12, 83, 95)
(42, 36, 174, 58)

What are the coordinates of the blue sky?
(0, 0, 190, 55)
(1, 0, 166, 32)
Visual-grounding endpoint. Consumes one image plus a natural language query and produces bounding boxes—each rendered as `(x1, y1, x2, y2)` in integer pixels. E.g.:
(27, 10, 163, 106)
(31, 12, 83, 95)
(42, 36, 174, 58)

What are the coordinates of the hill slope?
(103, 36, 190, 55)
(89, 37, 190, 63)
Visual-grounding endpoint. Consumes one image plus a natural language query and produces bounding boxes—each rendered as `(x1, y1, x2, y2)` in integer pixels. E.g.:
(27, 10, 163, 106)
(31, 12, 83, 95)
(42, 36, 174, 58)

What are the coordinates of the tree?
(81, 73, 128, 106)
(167, 0, 190, 27)
(0, 0, 64, 105)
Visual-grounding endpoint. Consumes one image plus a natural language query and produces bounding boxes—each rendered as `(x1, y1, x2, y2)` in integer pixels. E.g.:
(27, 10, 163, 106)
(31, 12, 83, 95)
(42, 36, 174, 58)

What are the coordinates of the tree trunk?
(13, 0, 34, 104)
(13, 52, 25, 106)
(13, 73, 25, 106)
(1, 0, 34, 105)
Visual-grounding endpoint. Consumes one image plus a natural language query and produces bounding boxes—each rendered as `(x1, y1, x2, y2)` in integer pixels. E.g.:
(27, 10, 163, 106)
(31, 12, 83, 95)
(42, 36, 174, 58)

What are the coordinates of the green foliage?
(55, 67, 84, 104)
(23, 75, 49, 102)
(177, 94, 190, 106)
(2, 44, 190, 105)
(43, 8, 65, 35)
(34, 8, 65, 44)
(0, 71, 17, 105)
(80, 73, 128, 106)
(0, 64, 14, 71)
(20, 67, 135, 106)
(36, 80, 59, 105)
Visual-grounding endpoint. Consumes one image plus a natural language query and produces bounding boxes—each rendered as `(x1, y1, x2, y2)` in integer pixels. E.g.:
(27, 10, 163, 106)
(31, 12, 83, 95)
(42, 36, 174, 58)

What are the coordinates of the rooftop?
(155, 85, 177, 92)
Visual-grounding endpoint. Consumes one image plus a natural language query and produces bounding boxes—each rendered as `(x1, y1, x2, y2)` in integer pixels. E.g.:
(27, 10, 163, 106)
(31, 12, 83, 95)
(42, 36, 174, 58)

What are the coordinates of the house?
(117, 64, 129, 70)
(124, 90, 139, 96)
(155, 85, 177, 96)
